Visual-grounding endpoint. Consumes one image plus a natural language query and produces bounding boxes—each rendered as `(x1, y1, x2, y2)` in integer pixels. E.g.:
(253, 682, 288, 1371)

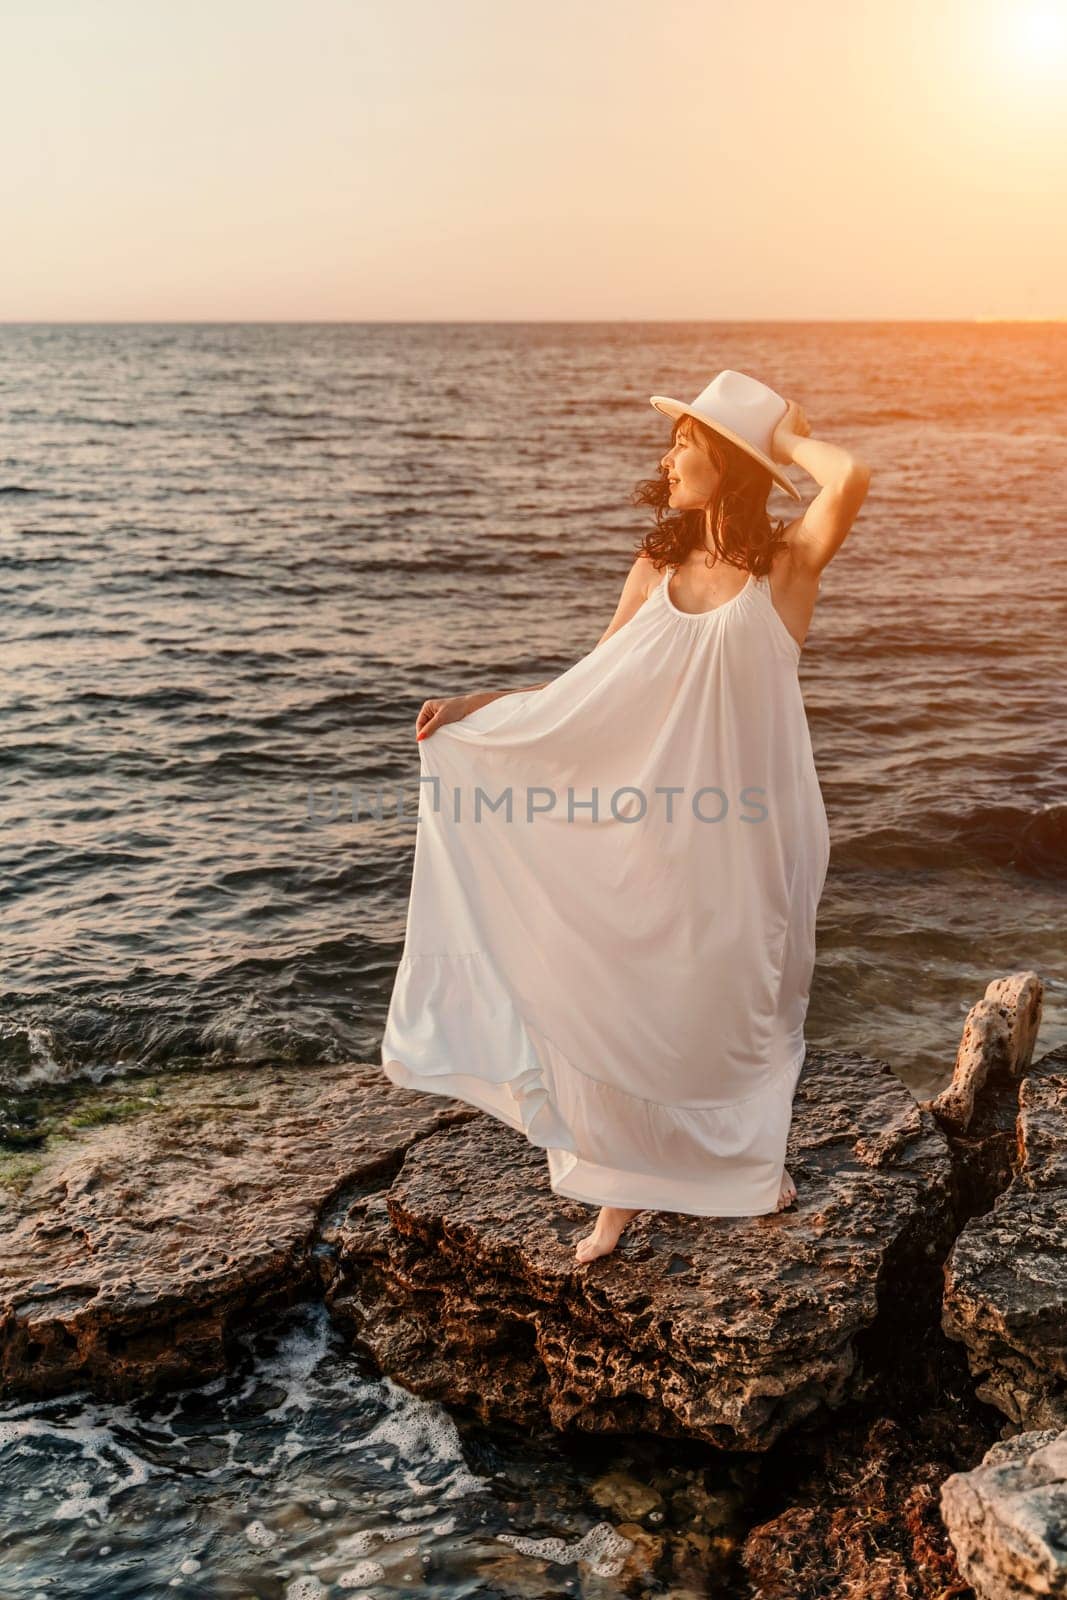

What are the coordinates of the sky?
(2, 0, 1065, 321)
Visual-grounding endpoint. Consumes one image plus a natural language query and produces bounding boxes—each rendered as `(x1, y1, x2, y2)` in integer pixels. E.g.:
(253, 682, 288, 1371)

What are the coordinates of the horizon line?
(1, 315, 1064, 327)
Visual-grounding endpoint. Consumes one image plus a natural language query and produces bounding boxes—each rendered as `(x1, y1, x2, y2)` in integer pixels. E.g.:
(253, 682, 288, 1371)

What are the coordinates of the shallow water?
(0, 1300, 756, 1597)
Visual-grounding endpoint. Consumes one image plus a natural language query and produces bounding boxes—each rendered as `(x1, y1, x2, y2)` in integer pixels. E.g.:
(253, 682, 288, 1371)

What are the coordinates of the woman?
(381, 370, 870, 1264)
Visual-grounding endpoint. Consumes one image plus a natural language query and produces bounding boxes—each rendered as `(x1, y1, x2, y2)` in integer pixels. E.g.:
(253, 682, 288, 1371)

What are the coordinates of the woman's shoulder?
(630, 551, 668, 602)
(594, 554, 665, 649)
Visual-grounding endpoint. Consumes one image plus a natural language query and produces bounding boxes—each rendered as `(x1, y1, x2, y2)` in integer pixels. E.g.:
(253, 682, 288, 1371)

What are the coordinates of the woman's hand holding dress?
(416, 694, 484, 741)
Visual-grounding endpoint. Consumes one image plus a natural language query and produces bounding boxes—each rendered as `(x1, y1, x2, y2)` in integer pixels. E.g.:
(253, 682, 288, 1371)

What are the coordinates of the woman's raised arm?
(771, 401, 872, 577)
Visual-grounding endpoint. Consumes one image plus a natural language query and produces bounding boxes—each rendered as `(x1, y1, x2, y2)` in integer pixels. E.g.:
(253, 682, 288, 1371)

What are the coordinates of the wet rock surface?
(324, 1048, 957, 1452)
(0, 1062, 476, 1399)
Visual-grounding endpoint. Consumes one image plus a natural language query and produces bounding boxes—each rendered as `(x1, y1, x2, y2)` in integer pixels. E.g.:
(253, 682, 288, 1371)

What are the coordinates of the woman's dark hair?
(631, 413, 790, 577)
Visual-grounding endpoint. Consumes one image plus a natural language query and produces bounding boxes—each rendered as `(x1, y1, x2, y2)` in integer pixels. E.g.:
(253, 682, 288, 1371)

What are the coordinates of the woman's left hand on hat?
(771, 400, 811, 463)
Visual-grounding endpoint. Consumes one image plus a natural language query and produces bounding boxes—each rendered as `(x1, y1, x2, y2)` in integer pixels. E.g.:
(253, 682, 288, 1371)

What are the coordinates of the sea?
(1, 320, 1065, 1596)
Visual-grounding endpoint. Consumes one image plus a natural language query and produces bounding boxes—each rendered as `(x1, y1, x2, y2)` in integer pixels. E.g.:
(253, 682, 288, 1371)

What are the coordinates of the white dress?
(380, 563, 831, 1216)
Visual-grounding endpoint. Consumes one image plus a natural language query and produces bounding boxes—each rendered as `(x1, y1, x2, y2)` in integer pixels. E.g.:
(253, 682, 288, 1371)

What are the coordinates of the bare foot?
(575, 1206, 642, 1263)
(776, 1166, 797, 1211)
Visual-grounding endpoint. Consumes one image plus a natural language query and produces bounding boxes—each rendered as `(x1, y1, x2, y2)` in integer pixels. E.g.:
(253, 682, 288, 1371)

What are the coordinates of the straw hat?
(650, 369, 802, 501)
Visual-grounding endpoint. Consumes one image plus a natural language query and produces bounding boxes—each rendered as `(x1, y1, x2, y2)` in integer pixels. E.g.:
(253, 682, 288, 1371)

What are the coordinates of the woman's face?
(660, 418, 721, 510)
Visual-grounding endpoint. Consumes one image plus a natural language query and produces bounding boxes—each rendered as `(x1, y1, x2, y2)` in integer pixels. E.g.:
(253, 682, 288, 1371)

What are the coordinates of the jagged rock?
(930, 999, 1012, 1137)
(322, 1049, 956, 1452)
(1018, 1052, 1067, 1190)
(940, 1426, 1067, 1599)
(925, 972, 1042, 1136)
(986, 973, 1043, 1078)
(0, 1063, 476, 1400)
(928, 1054, 1022, 1226)
(742, 1415, 972, 1599)
(942, 1043, 1067, 1433)
(942, 1188, 1067, 1431)
(919, 976, 1043, 1228)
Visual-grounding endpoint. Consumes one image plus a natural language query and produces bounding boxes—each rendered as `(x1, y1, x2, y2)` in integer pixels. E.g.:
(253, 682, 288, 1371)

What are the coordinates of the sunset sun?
(1005, 1, 1067, 71)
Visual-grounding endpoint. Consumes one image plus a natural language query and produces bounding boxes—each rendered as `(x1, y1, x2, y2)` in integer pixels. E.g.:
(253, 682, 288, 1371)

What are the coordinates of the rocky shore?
(1, 971, 1064, 1598)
